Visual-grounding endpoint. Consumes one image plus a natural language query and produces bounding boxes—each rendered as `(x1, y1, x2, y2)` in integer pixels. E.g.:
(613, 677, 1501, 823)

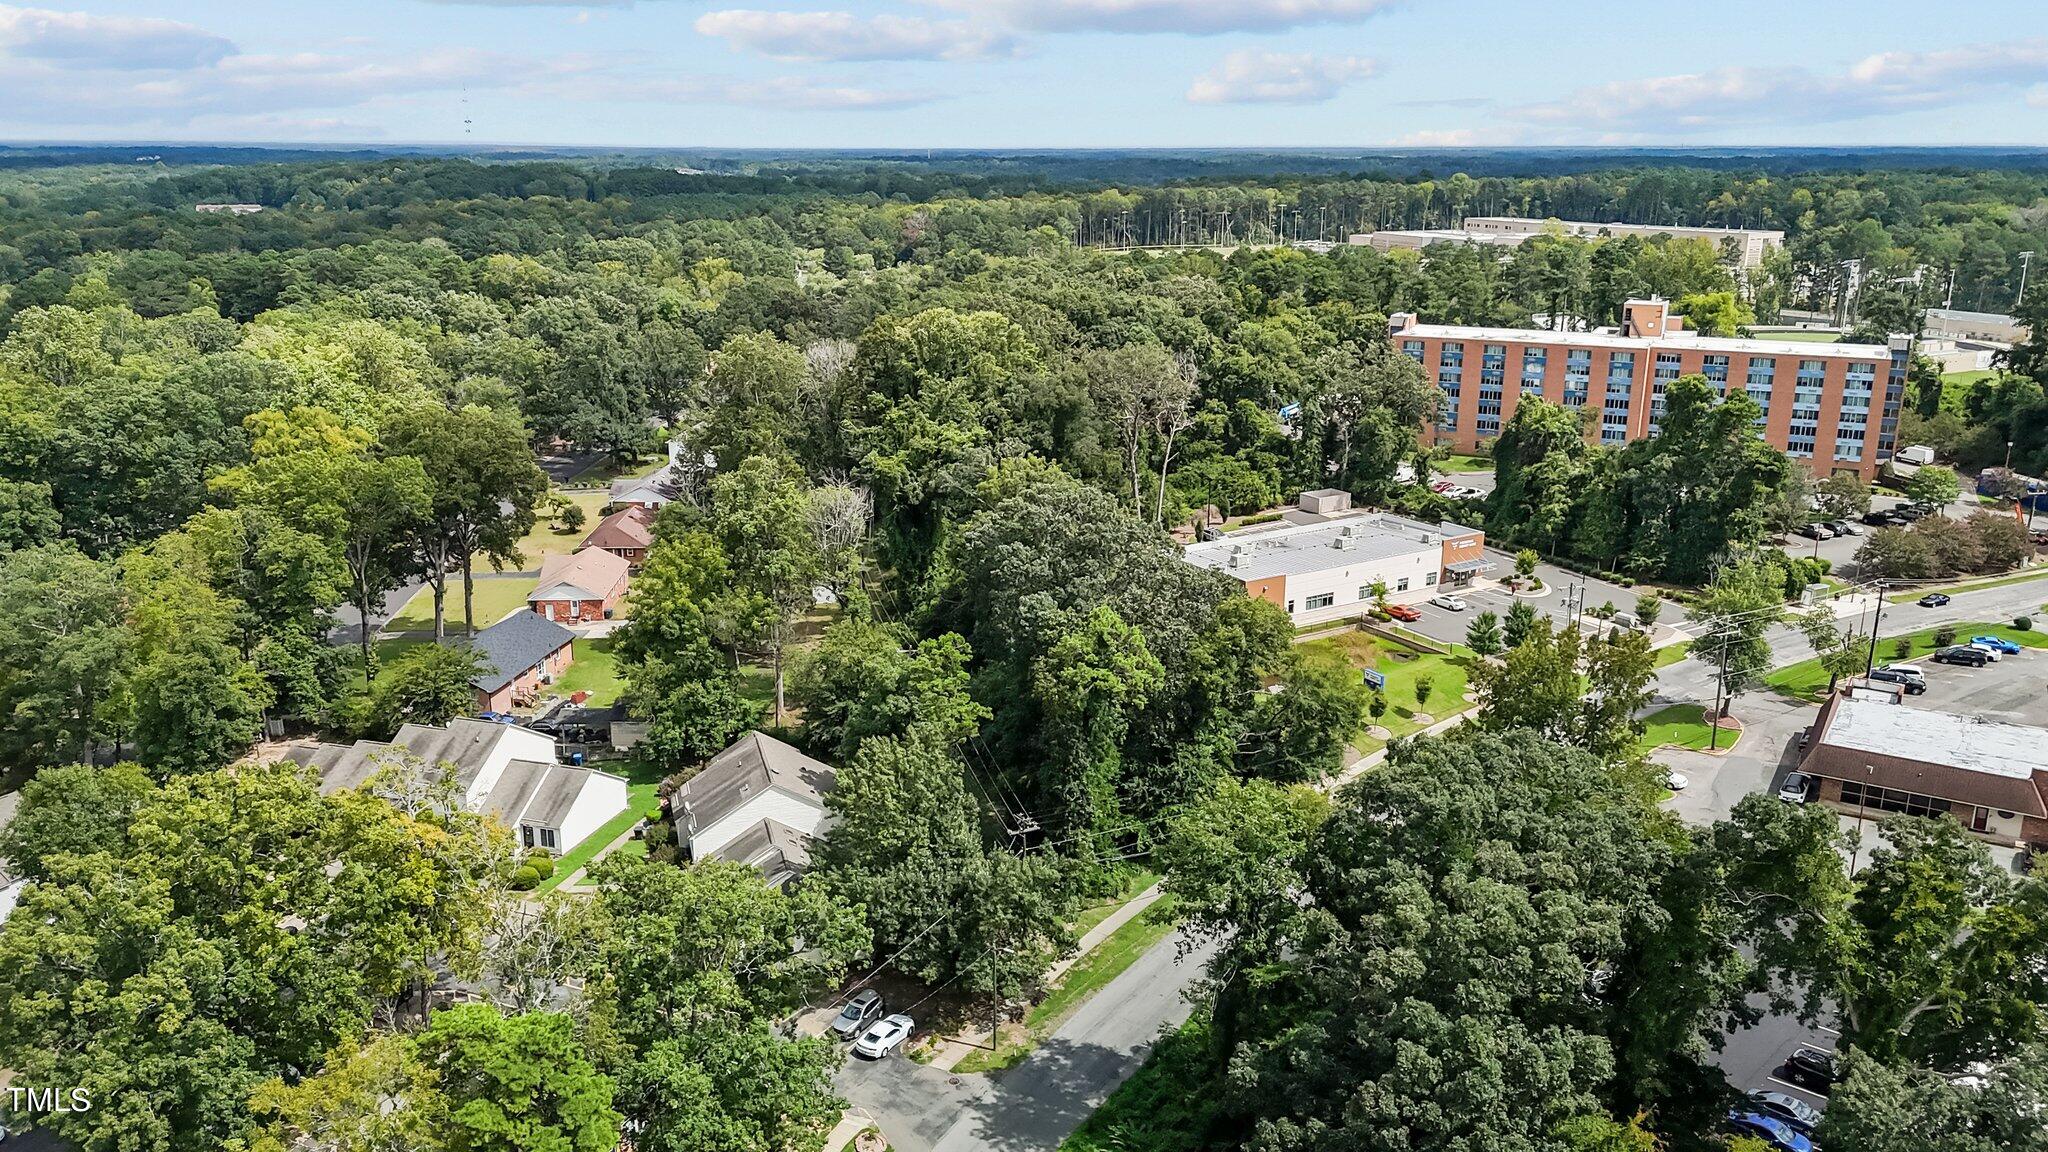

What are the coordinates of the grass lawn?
(1941, 368, 1999, 390)
(1297, 629, 1477, 744)
(486, 489, 611, 569)
(1437, 453, 1495, 472)
(553, 638, 624, 705)
(1652, 641, 1693, 669)
(1764, 621, 2048, 701)
(1061, 1013, 1221, 1152)
(1885, 566, 2048, 603)
(1638, 704, 1742, 754)
(387, 576, 538, 634)
(1071, 870, 1160, 937)
(1762, 329, 1844, 343)
(953, 895, 1181, 1075)
(536, 758, 666, 893)
(339, 637, 429, 696)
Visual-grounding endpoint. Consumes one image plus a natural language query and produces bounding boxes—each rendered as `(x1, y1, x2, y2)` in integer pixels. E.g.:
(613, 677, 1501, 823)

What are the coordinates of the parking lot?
(1398, 549, 1685, 648)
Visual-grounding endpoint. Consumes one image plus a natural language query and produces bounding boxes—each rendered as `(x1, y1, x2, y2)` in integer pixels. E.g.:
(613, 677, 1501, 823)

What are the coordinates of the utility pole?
(1848, 764, 1875, 874)
(1862, 581, 1887, 675)
(2020, 251, 2036, 309)
(1708, 627, 1732, 751)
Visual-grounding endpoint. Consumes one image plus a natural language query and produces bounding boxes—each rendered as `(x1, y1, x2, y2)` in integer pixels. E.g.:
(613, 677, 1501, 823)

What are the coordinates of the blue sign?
(1362, 669, 1386, 690)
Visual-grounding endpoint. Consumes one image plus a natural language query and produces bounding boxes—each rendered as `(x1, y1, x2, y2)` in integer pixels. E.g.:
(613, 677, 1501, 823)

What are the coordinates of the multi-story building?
(1351, 217, 1784, 270)
(1390, 300, 1911, 479)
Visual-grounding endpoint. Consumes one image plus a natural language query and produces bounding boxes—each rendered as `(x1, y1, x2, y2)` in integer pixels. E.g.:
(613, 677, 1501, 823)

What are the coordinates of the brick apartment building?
(1390, 299, 1910, 479)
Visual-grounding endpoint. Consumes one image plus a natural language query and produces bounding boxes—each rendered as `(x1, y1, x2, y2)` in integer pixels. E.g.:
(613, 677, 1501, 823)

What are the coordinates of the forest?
(0, 152, 2045, 1152)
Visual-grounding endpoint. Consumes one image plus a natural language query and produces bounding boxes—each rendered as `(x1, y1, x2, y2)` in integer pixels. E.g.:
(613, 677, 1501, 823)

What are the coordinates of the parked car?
(1783, 1047, 1842, 1093)
(829, 989, 884, 1039)
(1897, 505, 1929, 522)
(1795, 523, 1834, 540)
(1966, 641, 2005, 661)
(1918, 592, 1952, 607)
(1384, 603, 1422, 622)
(1866, 668, 1927, 694)
(1832, 520, 1864, 536)
(1933, 645, 1991, 667)
(1727, 1111, 1815, 1152)
(1971, 635, 2023, 654)
(1777, 772, 1813, 803)
(1666, 770, 1690, 792)
(1877, 662, 1926, 683)
(1750, 1090, 1825, 1133)
(852, 1014, 915, 1059)
(1428, 594, 1468, 611)
(1862, 510, 1894, 526)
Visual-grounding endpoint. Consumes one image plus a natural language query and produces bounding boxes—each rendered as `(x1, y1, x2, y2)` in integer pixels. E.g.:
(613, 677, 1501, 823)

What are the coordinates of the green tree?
(1632, 592, 1662, 628)
(413, 1004, 621, 1152)
(348, 643, 487, 737)
(130, 628, 271, 774)
(1502, 600, 1540, 648)
(709, 454, 824, 725)
(1797, 607, 1868, 695)
(1817, 472, 1874, 519)
(1817, 1046, 2048, 1152)
(381, 404, 547, 639)
(0, 543, 131, 772)
(1906, 464, 1962, 509)
(1034, 604, 1165, 852)
(1691, 559, 1785, 716)
(1464, 609, 1504, 657)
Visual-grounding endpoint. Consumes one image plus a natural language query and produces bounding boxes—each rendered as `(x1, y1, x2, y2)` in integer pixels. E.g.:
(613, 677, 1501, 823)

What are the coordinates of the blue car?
(1727, 1111, 1814, 1152)
(1971, 635, 2023, 655)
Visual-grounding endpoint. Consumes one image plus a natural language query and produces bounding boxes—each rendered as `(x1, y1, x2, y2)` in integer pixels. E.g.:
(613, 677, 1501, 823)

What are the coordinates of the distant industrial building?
(1182, 490, 1488, 626)
(1351, 216, 1784, 269)
(1390, 299, 1910, 479)
(1923, 307, 2030, 345)
(1799, 694, 2048, 849)
(194, 203, 264, 214)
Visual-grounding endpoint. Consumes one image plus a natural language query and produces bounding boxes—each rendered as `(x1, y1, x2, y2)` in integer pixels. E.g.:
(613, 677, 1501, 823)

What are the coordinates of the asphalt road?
(836, 933, 1217, 1152)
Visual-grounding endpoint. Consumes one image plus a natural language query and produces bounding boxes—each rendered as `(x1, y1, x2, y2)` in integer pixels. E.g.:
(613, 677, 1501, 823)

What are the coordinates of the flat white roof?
(1184, 513, 1465, 582)
(1403, 322, 1893, 361)
(1824, 697, 2047, 781)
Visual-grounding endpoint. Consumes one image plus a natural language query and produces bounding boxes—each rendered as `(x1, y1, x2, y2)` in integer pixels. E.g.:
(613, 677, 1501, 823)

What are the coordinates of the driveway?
(836, 933, 1218, 1152)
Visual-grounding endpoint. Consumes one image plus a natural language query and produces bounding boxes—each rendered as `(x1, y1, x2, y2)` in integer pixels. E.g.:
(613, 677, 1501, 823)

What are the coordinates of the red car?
(1385, 604, 1422, 622)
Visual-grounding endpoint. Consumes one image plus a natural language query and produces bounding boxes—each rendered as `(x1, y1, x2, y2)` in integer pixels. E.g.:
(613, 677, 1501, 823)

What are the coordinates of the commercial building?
(1351, 216, 1783, 269)
(1390, 299, 1910, 479)
(287, 718, 630, 855)
(1182, 490, 1488, 626)
(1798, 694, 2048, 849)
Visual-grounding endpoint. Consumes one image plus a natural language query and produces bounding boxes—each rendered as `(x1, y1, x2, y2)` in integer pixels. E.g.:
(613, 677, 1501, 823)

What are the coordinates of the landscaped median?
(1883, 565, 2048, 603)
(1764, 621, 2047, 702)
(1636, 703, 1741, 754)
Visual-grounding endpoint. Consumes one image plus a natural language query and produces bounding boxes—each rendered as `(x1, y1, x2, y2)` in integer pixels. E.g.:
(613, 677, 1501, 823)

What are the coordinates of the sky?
(6, 0, 2048, 148)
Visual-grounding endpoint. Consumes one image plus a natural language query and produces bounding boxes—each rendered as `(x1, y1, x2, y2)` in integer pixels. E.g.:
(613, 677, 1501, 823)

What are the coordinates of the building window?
(1402, 340, 1425, 362)
(1305, 593, 1334, 611)
(1521, 346, 1546, 393)
(540, 827, 559, 850)
(1838, 781, 1950, 820)
(1286, 600, 1296, 614)
(1396, 577, 1410, 592)
(1703, 354, 1729, 388)
(1425, 572, 1438, 586)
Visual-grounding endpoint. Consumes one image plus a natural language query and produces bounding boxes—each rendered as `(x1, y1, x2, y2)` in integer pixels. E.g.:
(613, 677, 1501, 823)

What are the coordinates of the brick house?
(529, 547, 631, 624)
(579, 505, 656, 569)
(464, 610, 576, 713)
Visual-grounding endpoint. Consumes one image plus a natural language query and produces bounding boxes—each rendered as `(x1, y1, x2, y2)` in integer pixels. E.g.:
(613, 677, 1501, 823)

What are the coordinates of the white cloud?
(925, 0, 1402, 35)
(0, 4, 233, 69)
(580, 73, 939, 110)
(1509, 38, 2048, 137)
(695, 10, 1016, 62)
(1186, 50, 1374, 104)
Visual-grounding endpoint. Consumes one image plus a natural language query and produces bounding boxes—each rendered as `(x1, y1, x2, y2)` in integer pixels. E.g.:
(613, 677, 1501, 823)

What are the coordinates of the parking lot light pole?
(1849, 764, 1875, 875)
(1863, 582, 1887, 675)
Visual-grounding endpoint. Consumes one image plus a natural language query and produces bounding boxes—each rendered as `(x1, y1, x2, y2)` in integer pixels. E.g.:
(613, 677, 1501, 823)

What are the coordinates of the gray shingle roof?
(465, 611, 576, 695)
(677, 732, 836, 839)
(709, 817, 813, 886)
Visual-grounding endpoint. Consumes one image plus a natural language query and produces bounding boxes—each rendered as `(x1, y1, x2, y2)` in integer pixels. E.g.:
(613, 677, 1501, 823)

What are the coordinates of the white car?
(1967, 642, 2004, 662)
(1429, 594, 1468, 611)
(1777, 772, 1812, 803)
(1666, 770, 1690, 791)
(852, 1013, 914, 1059)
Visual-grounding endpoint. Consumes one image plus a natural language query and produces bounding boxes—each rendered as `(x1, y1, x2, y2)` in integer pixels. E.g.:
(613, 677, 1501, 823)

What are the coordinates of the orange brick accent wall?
(1242, 575, 1287, 608)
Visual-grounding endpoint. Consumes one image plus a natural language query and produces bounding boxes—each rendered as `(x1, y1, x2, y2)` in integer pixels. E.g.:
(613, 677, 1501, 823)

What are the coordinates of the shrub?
(526, 850, 556, 880)
(2017, 615, 2034, 632)
(559, 503, 588, 532)
(510, 864, 542, 891)
(1934, 625, 1957, 647)
(1892, 637, 1912, 660)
